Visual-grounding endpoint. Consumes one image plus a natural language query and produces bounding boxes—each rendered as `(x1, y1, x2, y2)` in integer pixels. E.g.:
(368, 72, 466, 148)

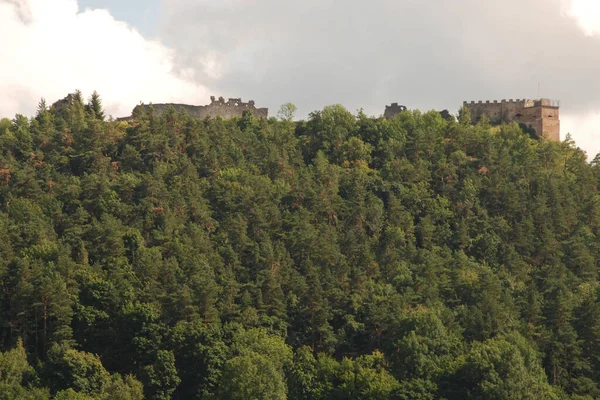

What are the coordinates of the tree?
(1, 93, 600, 398)
(141, 350, 180, 400)
(441, 334, 557, 400)
(219, 351, 288, 400)
(45, 343, 111, 395)
(217, 328, 292, 399)
(87, 91, 105, 121)
(170, 320, 227, 399)
(458, 105, 471, 125)
(277, 103, 298, 122)
(0, 339, 50, 399)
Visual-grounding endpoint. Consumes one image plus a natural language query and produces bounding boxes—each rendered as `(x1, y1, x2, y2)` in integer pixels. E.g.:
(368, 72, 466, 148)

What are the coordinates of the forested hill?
(0, 92, 599, 400)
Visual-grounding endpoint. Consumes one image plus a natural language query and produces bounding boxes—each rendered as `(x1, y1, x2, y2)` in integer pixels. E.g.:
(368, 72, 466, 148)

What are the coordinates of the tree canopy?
(0, 95, 598, 399)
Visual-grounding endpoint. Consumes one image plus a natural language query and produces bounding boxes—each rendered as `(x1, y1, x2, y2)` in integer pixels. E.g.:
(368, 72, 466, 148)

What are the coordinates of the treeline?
(0, 91, 599, 399)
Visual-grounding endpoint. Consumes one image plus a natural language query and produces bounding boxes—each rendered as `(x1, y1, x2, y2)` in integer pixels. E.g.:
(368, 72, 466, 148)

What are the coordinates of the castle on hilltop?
(463, 98, 560, 141)
(55, 91, 558, 142)
(383, 98, 561, 142)
(128, 96, 268, 120)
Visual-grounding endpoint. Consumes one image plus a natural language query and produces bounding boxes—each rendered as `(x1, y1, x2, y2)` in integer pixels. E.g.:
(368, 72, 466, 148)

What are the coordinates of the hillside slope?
(0, 94, 598, 399)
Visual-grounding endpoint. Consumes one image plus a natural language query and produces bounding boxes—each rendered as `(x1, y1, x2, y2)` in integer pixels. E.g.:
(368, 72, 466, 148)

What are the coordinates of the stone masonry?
(463, 98, 560, 141)
(384, 103, 455, 122)
(384, 103, 407, 119)
(128, 96, 268, 120)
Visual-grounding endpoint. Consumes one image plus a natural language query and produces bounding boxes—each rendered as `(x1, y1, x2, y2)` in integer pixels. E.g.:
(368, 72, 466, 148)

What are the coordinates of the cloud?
(161, 0, 600, 157)
(568, 0, 600, 36)
(3, 0, 600, 157)
(0, 0, 208, 119)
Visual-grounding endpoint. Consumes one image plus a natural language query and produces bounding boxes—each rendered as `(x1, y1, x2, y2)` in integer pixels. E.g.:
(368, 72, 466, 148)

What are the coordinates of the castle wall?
(383, 103, 455, 121)
(540, 105, 560, 141)
(515, 104, 540, 128)
(463, 99, 560, 141)
(130, 96, 268, 120)
(464, 99, 529, 123)
(466, 101, 504, 123)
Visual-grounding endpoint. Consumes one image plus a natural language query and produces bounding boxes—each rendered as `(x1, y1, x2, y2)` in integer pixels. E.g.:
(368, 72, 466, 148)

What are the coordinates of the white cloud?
(0, 0, 209, 119)
(160, 0, 600, 158)
(3, 0, 600, 159)
(563, 112, 600, 157)
(562, 0, 600, 156)
(568, 0, 600, 36)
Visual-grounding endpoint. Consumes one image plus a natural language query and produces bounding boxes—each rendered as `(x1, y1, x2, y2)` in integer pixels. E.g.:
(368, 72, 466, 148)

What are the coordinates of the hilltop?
(0, 92, 598, 399)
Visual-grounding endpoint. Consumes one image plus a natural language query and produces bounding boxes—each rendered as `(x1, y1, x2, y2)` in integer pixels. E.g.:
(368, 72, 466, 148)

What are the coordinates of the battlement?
(125, 95, 268, 120)
(463, 99, 532, 106)
(463, 98, 560, 141)
(463, 98, 559, 107)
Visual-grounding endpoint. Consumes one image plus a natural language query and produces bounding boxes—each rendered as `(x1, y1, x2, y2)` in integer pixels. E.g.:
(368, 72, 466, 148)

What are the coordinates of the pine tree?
(87, 91, 105, 121)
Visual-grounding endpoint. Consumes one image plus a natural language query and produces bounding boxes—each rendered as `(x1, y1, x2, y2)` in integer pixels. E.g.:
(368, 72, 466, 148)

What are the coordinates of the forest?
(0, 91, 599, 399)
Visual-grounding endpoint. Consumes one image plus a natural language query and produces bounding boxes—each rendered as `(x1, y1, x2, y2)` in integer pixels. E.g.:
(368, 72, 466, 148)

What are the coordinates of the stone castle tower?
(463, 98, 560, 141)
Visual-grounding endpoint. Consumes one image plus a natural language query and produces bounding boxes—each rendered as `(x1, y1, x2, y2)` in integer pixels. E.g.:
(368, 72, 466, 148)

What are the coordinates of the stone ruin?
(50, 93, 78, 112)
(123, 96, 269, 120)
(384, 103, 407, 119)
(384, 103, 454, 122)
(53, 92, 559, 141)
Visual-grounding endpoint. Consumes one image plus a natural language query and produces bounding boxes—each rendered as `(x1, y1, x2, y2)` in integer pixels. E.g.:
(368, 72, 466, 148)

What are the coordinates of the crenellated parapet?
(463, 99, 560, 107)
(462, 98, 560, 141)
(462, 99, 534, 106)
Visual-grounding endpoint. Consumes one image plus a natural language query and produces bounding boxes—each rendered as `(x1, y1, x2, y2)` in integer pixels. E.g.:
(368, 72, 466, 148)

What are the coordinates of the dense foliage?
(0, 91, 599, 399)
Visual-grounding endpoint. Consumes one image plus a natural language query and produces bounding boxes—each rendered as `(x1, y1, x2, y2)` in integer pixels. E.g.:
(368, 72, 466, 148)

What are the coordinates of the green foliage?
(277, 102, 298, 122)
(441, 333, 557, 399)
(0, 339, 50, 399)
(46, 343, 111, 395)
(458, 105, 471, 125)
(142, 350, 180, 400)
(0, 95, 599, 398)
(44, 343, 143, 399)
(87, 91, 105, 121)
(218, 328, 292, 399)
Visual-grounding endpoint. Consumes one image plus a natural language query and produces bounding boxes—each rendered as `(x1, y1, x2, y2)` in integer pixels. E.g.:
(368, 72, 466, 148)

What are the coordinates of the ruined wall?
(200, 96, 269, 118)
(384, 103, 407, 119)
(51, 93, 77, 113)
(384, 103, 455, 121)
(463, 99, 560, 141)
(129, 96, 268, 120)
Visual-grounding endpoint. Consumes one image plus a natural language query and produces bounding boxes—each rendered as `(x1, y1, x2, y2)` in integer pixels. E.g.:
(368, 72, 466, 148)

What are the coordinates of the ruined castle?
(384, 98, 561, 141)
(52, 91, 560, 142)
(384, 103, 408, 119)
(384, 103, 455, 123)
(129, 96, 268, 120)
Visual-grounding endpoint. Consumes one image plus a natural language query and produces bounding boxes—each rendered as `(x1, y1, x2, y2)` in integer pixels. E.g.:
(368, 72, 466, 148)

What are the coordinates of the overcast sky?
(2, 0, 600, 156)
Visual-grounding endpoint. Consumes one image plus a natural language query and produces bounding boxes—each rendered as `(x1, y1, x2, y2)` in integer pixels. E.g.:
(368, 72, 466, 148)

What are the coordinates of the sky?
(2, 0, 600, 156)
(79, 0, 160, 37)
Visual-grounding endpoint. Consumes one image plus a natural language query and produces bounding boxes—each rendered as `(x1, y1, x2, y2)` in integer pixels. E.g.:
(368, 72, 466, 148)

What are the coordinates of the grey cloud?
(160, 0, 600, 120)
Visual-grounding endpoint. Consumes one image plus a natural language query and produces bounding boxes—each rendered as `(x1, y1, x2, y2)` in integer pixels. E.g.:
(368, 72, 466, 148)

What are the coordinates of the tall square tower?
(463, 98, 560, 141)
